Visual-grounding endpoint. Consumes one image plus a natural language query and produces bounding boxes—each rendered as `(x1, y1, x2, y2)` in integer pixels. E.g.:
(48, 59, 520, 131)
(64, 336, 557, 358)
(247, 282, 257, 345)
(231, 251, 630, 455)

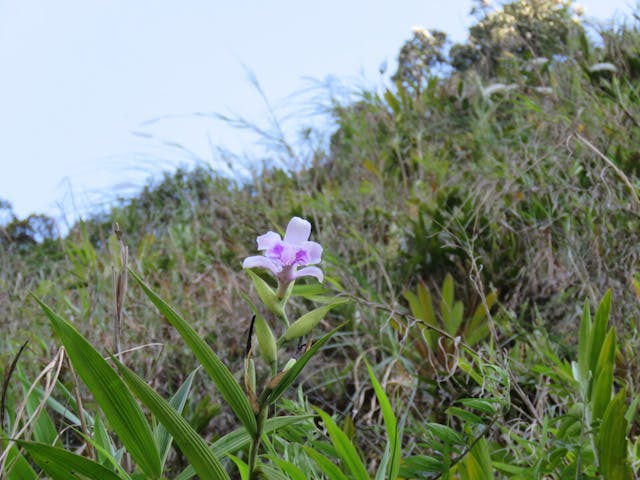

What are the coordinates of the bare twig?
(1, 341, 28, 435)
(0, 348, 65, 474)
(67, 358, 94, 460)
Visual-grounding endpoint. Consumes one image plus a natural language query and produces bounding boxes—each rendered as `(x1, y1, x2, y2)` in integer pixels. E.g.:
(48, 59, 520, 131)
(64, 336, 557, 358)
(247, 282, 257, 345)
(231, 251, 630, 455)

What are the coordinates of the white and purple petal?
(242, 255, 282, 274)
(300, 241, 322, 264)
(276, 243, 298, 265)
(293, 266, 324, 283)
(283, 217, 311, 244)
(257, 231, 282, 251)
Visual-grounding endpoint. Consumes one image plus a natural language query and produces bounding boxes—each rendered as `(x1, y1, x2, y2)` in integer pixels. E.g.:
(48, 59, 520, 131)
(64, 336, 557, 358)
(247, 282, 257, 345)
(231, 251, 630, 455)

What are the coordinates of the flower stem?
(248, 406, 268, 479)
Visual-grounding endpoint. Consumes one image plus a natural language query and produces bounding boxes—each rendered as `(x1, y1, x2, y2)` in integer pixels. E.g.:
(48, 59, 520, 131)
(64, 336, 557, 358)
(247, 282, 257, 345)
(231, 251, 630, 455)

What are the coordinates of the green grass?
(1, 1, 639, 477)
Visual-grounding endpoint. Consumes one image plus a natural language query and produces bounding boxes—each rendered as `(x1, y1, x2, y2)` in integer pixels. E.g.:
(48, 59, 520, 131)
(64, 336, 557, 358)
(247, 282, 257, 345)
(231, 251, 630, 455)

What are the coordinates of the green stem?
(248, 406, 268, 480)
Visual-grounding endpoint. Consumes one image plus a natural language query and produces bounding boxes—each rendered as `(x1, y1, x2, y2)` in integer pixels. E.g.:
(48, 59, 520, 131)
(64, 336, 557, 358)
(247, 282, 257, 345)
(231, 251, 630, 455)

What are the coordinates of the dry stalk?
(67, 358, 94, 460)
(0, 347, 65, 474)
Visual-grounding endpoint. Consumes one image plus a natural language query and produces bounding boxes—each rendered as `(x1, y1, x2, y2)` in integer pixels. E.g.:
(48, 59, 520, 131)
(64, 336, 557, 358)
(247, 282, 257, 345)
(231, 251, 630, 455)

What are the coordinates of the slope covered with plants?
(2, 1, 639, 478)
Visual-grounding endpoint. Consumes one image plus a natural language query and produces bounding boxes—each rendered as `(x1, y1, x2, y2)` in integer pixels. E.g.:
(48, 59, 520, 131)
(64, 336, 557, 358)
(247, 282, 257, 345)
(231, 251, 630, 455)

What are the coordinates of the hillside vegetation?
(2, 1, 640, 478)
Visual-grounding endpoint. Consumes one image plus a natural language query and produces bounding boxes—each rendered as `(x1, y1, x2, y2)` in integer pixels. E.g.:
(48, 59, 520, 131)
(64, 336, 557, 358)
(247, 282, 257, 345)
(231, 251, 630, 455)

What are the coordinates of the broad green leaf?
(113, 357, 230, 480)
(246, 269, 285, 318)
(129, 270, 257, 435)
(33, 297, 161, 478)
(492, 462, 529, 474)
(284, 300, 347, 341)
(457, 357, 484, 385)
(272, 458, 308, 480)
(174, 416, 309, 480)
(227, 454, 249, 480)
(591, 328, 616, 422)
(260, 324, 344, 406)
(461, 437, 494, 480)
(598, 389, 632, 480)
(457, 398, 498, 415)
(3, 444, 38, 480)
(441, 274, 455, 326)
(403, 289, 421, 318)
(445, 407, 483, 425)
(304, 446, 350, 480)
(255, 314, 278, 365)
(366, 361, 400, 480)
(15, 441, 124, 480)
(427, 423, 465, 446)
(398, 455, 442, 476)
(314, 408, 370, 480)
(447, 300, 464, 336)
(404, 284, 436, 348)
(155, 368, 197, 469)
(417, 282, 437, 327)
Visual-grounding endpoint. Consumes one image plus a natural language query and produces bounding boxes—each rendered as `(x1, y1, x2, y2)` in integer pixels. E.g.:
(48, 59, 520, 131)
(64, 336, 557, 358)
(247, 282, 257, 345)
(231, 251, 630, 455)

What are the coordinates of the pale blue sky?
(0, 0, 634, 225)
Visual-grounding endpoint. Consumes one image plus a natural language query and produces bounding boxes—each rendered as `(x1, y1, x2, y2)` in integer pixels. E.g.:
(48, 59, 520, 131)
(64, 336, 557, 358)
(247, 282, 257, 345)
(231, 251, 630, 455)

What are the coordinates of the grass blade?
(304, 446, 350, 480)
(591, 328, 615, 423)
(155, 369, 198, 469)
(314, 407, 370, 480)
(366, 361, 400, 480)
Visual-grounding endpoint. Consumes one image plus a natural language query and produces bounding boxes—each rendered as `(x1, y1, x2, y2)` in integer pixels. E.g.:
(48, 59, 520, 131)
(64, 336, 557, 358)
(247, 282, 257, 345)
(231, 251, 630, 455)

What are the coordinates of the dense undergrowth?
(2, 0, 640, 478)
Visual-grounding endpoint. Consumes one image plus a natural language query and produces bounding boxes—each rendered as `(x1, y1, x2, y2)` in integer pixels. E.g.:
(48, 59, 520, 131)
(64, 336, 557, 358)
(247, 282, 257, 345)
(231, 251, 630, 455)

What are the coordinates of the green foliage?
(33, 297, 162, 478)
(2, 1, 640, 478)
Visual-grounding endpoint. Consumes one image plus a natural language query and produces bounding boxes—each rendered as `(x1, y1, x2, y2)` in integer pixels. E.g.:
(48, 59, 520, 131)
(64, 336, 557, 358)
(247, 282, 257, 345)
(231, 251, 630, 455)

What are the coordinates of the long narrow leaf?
(462, 437, 494, 480)
(129, 270, 257, 435)
(366, 361, 400, 480)
(113, 357, 230, 480)
(272, 458, 307, 480)
(591, 328, 616, 422)
(304, 446, 350, 480)
(15, 441, 124, 480)
(155, 369, 198, 469)
(314, 408, 370, 480)
(175, 416, 310, 480)
(33, 297, 161, 478)
(3, 444, 38, 480)
(598, 389, 632, 479)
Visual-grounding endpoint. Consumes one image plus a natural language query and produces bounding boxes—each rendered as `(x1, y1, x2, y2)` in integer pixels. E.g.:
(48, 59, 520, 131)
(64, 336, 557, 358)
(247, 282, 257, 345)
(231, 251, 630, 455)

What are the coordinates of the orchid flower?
(243, 217, 323, 291)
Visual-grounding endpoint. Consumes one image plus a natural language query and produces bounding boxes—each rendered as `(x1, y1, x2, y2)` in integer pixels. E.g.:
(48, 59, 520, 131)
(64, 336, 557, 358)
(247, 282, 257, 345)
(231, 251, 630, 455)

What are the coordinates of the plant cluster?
(2, 0, 640, 478)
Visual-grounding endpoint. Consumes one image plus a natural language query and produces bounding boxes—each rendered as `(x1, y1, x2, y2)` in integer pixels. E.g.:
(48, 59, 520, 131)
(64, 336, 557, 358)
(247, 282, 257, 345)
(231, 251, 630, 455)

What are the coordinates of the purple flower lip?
(242, 217, 323, 284)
